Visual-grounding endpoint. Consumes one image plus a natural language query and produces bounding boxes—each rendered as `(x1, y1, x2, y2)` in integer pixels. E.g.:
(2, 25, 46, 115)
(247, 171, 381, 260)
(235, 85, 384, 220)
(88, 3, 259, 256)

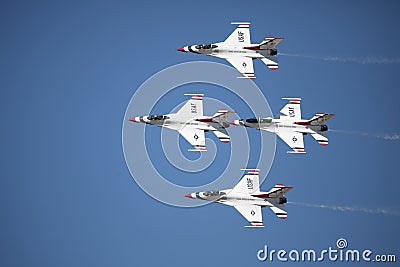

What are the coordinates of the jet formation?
(185, 169, 292, 227)
(129, 22, 336, 227)
(178, 22, 283, 78)
(230, 98, 334, 153)
(129, 94, 235, 152)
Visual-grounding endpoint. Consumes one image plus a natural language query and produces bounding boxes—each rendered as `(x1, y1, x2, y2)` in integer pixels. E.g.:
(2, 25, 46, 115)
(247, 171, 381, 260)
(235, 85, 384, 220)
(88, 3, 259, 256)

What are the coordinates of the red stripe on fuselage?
(196, 118, 212, 122)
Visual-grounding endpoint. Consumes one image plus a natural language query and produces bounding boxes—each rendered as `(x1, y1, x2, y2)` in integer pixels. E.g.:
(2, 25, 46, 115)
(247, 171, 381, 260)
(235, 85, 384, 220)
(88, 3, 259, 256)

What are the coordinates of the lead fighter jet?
(129, 94, 235, 152)
(177, 22, 283, 78)
(230, 98, 335, 153)
(185, 169, 293, 227)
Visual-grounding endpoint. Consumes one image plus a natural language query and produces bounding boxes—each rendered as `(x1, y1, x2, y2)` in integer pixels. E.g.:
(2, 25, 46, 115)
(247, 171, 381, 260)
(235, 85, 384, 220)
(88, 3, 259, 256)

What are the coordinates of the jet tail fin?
(267, 184, 292, 219)
(253, 184, 292, 219)
(263, 184, 293, 198)
(308, 113, 335, 126)
(244, 37, 284, 51)
(211, 109, 236, 125)
(258, 36, 284, 49)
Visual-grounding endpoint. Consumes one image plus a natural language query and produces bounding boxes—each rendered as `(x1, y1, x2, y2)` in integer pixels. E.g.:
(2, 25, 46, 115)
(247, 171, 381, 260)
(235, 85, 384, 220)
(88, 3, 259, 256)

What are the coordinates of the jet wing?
(280, 98, 301, 121)
(229, 169, 260, 195)
(234, 204, 264, 227)
(162, 94, 204, 131)
(224, 22, 251, 45)
(178, 126, 206, 152)
(276, 131, 305, 153)
(175, 94, 204, 119)
(226, 57, 255, 78)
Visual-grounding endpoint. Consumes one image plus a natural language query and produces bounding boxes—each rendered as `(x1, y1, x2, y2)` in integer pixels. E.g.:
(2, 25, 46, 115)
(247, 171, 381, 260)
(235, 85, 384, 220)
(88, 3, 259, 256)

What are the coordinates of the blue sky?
(1, 0, 400, 266)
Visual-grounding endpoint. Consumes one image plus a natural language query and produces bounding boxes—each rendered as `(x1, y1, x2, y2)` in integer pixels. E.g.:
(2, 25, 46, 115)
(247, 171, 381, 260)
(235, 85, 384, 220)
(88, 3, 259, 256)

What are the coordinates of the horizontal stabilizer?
(260, 56, 278, 70)
(311, 132, 329, 146)
(269, 204, 287, 219)
(212, 128, 230, 143)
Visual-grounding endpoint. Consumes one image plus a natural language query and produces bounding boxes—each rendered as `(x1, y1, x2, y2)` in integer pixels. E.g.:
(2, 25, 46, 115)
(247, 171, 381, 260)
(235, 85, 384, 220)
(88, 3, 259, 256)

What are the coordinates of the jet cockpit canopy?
(147, 114, 168, 121)
(245, 117, 273, 124)
(195, 44, 218, 50)
(203, 190, 226, 197)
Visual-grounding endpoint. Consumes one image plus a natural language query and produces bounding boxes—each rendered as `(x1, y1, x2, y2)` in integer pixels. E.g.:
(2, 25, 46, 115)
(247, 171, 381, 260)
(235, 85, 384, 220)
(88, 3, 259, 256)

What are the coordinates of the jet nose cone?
(129, 117, 138, 123)
(177, 47, 185, 52)
(229, 120, 240, 126)
(185, 193, 193, 198)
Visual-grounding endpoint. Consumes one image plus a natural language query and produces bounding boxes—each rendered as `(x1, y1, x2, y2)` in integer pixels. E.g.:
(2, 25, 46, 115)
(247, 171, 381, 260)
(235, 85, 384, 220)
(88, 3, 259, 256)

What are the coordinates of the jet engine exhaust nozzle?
(320, 125, 328, 132)
(279, 197, 287, 204)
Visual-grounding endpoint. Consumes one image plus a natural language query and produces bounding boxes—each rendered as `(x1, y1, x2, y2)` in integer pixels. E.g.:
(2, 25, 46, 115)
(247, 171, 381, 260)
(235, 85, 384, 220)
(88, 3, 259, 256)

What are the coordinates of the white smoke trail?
(279, 53, 400, 65)
(329, 129, 400, 141)
(288, 202, 400, 216)
(382, 134, 400, 140)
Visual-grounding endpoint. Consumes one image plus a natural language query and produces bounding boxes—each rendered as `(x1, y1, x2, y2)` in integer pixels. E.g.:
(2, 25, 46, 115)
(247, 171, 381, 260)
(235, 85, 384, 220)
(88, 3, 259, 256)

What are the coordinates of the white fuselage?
(243, 118, 324, 135)
(131, 114, 226, 131)
(203, 43, 262, 59)
(183, 42, 272, 59)
(187, 190, 284, 208)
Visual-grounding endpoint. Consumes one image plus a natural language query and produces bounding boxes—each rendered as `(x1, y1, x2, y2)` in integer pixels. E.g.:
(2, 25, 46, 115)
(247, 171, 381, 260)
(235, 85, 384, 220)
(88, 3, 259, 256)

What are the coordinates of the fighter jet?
(230, 98, 335, 153)
(129, 94, 235, 152)
(185, 169, 292, 227)
(177, 22, 283, 78)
